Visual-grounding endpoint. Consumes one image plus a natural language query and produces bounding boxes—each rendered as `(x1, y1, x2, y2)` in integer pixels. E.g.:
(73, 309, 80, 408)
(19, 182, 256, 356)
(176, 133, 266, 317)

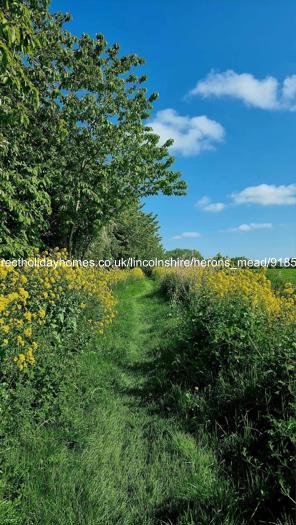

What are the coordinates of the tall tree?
(0, 6, 186, 258)
(0, 0, 51, 256)
(0, 0, 48, 129)
(35, 25, 186, 255)
(88, 201, 164, 262)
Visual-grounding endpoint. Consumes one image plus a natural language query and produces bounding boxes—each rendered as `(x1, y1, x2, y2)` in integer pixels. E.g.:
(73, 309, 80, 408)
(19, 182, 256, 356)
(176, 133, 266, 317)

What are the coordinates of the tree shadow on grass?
(153, 497, 195, 525)
(152, 496, 237, 525)
(121, 319, 198, 426)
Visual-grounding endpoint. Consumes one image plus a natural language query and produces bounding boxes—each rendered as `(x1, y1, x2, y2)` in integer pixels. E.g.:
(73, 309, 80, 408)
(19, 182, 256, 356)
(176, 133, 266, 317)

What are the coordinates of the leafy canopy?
(0, 3, 186, 258)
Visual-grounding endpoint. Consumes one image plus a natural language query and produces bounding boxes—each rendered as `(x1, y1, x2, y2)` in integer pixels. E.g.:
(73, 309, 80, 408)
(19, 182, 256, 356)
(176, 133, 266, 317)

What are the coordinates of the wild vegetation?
(0, 0, 185, 258)
(1, 278, 238, 525)
(152, 267, 296, 524)
(0, 2, 295, 524)
(267, 267, 296, 289)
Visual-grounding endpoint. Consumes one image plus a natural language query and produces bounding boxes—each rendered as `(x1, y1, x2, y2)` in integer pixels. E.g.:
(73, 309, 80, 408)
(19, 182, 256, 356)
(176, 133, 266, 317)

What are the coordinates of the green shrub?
(156, 270, 296, 523)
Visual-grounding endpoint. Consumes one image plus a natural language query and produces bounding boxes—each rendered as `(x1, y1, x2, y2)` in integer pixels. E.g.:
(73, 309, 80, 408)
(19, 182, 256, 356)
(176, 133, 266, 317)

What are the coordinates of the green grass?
(267, 268, 296, 289)
(155, 271, 296, 524)
(3, 279, 235, 525)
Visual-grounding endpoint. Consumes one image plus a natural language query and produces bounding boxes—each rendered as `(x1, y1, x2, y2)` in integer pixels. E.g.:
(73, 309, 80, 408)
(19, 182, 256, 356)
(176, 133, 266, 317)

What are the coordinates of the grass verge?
(1, 279, 237, 525)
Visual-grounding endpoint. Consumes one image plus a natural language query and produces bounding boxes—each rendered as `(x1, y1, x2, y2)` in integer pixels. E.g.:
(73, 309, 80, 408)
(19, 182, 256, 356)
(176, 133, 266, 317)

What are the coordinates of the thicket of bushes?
(153, 268, 296, 524)
(0, 254, 144, 522)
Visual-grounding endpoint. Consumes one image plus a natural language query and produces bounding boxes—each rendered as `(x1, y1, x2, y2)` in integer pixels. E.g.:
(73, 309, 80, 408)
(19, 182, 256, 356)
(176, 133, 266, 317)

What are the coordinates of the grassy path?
(18, 279, 224, 525)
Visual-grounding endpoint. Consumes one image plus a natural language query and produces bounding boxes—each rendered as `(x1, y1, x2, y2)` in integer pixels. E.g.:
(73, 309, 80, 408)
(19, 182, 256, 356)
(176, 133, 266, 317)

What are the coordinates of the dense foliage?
(87, 201, 164, 263)
(0, 1, 186, 258)
(153, 267, 296, 524)
(164, 249, 203, 261)
(0, 1, 186, 521)
(0, 254, 144, 522)
(0, 0, 47, 128)
(1, 3, 294, 524)
(0, 250, 130, 371)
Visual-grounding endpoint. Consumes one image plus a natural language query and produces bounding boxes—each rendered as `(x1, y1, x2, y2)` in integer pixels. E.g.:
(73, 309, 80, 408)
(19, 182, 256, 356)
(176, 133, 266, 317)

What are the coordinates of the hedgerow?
(153, 267, 296, 524)
(0, 255, 145, 522)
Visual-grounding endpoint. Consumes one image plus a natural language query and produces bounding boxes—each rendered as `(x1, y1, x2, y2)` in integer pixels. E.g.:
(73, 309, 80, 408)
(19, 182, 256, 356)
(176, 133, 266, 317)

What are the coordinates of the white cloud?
(231, 184, 296, 206)
(227, 223, 273, 233)
(196, 196, 226, 212)
(172, 231, 201, 240)
(282, 75, 296, 103)
(190, 70, 296, 110)
(196, 184, 296, 217)
(149, 109, 224, 156)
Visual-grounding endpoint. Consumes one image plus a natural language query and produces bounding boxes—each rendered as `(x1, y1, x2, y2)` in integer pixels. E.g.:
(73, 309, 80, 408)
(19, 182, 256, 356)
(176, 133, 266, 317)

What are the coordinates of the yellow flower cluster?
(0, 264, 39, 370)
(153, 267, 296, 321)
(0, 250, 142, 370)
(129, 267, 145, 280)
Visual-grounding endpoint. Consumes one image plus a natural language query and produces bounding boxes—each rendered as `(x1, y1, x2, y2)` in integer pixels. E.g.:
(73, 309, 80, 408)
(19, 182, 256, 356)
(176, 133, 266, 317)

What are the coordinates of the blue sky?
(51, 0, 296, 258)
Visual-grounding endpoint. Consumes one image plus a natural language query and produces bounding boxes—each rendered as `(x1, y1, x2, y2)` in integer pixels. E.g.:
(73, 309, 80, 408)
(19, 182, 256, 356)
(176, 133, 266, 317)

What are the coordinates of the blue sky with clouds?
(51, 0, 296, 258)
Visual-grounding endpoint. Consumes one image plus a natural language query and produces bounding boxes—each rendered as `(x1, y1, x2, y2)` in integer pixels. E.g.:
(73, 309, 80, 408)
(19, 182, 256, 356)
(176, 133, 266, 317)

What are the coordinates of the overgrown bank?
(1, 279, 237, 525)
(152, 267, 295, 524)
(1, 268, 295, 524)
